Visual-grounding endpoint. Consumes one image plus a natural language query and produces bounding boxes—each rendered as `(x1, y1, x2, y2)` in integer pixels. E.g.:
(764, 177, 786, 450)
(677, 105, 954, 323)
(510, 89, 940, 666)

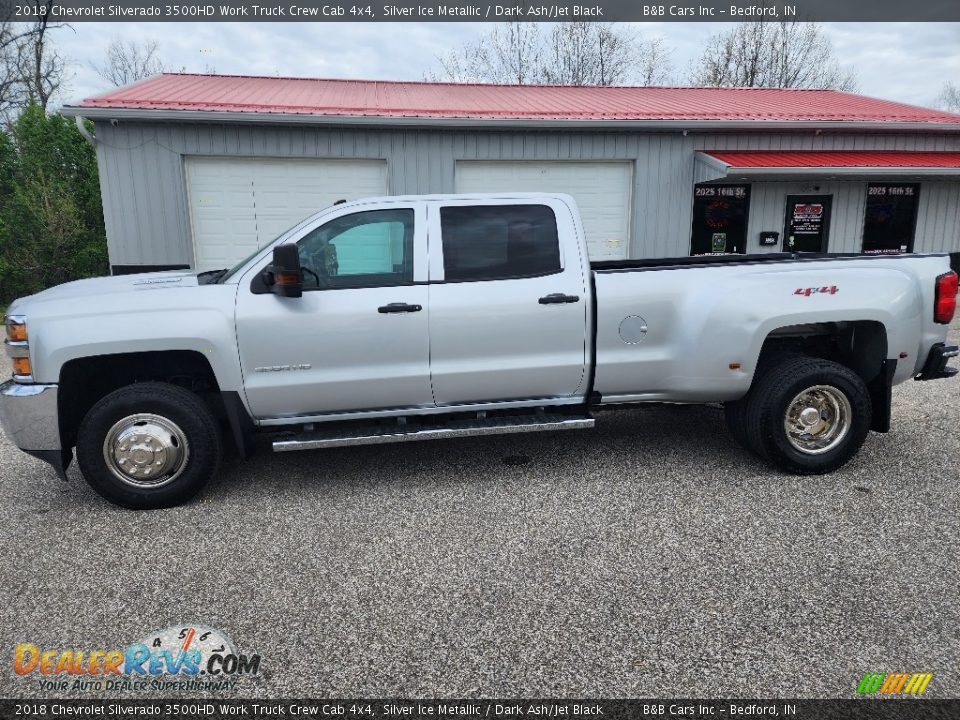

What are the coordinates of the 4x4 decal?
(795, 285, 839, 296)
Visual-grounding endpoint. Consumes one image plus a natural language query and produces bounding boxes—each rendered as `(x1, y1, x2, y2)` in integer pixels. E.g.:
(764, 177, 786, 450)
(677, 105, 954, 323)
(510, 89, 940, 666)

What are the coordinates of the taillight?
(934, 271, 958, 324)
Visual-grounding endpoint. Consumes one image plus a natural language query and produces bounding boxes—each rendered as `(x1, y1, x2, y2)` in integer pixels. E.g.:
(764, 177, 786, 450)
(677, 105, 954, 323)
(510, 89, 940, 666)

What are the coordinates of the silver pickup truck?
(2, 193, 958, 508)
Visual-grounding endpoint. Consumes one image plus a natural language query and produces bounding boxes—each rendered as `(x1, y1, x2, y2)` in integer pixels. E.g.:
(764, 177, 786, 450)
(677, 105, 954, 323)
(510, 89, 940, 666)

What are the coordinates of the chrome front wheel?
(783, 385, 852, 455)
(102, 413, 191, 487)
(78, 382, 221, 509)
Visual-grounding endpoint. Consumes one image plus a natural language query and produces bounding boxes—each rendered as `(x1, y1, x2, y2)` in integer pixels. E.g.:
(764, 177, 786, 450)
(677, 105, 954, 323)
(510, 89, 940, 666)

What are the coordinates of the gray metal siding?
(745, 181, 869, 255)
(95, 122, 193, 265)
(745, 180, 960, 255)
(914, 181, 960, 254)
(91, 120, 960, 267)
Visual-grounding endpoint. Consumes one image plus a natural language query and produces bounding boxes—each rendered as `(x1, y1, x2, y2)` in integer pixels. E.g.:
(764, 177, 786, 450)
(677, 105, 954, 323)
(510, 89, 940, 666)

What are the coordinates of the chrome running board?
(272, 414, 594, 452)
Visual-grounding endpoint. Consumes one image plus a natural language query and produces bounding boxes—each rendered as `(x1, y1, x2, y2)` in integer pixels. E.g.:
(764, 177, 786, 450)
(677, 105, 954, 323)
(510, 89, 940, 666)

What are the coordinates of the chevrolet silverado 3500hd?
(1, 193, 957, 508)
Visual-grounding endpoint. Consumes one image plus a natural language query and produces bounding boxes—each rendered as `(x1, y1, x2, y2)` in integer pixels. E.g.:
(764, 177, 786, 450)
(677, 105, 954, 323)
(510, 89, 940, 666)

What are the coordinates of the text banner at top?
(2, 0, 959, 22)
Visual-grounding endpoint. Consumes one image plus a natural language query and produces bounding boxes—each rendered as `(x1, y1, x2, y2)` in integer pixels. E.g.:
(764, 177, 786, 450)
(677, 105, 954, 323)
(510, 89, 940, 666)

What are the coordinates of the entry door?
(235, 203, 432, 419)
(427, 199, 588, 406)
(784, 195, 832, 253)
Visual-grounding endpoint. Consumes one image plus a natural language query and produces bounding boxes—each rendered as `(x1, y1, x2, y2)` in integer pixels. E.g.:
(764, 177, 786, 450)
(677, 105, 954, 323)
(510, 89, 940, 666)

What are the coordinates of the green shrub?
(0, 104, 108, 305)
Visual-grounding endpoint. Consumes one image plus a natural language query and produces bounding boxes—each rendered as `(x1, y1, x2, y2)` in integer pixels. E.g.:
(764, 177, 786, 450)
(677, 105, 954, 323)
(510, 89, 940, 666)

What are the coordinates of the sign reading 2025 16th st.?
(13, 625, 261, 693)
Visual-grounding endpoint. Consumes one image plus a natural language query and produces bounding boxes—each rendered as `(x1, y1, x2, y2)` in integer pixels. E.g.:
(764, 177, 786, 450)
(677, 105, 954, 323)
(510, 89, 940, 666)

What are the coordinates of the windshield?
(219, 244, 270, 282)
(219, 212, 324, 282)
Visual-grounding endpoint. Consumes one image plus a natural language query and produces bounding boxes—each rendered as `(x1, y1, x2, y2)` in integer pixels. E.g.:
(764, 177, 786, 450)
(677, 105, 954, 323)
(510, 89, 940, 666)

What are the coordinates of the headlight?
(5, 316, 26, 342)
(4, 315, 31, 381)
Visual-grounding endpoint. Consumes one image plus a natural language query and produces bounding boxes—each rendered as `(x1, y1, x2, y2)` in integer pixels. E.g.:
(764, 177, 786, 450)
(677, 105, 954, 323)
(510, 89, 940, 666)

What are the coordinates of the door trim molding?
(256, 395, 584, 426)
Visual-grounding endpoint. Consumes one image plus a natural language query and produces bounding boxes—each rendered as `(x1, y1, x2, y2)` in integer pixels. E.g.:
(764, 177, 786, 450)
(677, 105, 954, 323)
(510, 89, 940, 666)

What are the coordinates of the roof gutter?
(714, 166, 960, 177)
(58, 105, 960, 134)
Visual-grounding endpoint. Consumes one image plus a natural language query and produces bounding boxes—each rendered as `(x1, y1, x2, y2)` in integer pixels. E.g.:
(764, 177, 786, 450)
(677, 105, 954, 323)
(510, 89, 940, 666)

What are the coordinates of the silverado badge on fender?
(254, 364, 312, 372)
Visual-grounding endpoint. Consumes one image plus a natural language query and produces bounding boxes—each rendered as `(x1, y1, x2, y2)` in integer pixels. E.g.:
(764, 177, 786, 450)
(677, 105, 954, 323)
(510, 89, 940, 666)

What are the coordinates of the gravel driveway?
(1, 319, 957, 699)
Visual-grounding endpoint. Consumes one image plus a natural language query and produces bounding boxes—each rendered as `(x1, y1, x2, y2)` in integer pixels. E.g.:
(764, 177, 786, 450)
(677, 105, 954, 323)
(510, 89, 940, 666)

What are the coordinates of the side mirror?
(264, 245, 302, 298)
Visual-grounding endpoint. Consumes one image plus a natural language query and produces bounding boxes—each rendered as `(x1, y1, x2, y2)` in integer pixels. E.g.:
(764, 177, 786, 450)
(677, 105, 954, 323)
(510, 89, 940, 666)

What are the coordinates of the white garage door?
(186, 157, 388, 271)
(455, 161, 633, 261)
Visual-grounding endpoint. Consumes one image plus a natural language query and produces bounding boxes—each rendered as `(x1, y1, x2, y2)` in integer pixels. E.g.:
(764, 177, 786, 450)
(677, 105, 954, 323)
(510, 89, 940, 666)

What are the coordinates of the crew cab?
(1, 193, 957, 509)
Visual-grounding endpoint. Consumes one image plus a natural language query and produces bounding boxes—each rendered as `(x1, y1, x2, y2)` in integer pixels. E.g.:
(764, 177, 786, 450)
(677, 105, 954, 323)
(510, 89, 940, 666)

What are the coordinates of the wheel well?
(58, 351, 221, 450)
(759, 321, 888, 383)
(758, 320, 892, 433)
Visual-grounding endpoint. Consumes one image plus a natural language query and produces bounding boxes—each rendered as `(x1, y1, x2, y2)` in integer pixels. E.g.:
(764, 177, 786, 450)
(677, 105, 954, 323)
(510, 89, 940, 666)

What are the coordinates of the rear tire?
(724, 399, 751, 450)
(725, 352, 801, 455)
(76, 382, 221, 509)
(743, 356, 871, 474)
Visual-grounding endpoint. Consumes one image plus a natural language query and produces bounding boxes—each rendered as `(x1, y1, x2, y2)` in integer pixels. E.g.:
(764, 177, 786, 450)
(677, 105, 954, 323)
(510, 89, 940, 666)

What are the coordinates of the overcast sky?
(54, 22, 960, 109)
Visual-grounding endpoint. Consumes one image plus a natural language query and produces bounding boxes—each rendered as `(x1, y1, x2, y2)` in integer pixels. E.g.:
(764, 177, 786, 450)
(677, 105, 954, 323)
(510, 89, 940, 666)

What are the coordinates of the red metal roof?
(703, 150, 960, 168)
(73, 73, 960, 126)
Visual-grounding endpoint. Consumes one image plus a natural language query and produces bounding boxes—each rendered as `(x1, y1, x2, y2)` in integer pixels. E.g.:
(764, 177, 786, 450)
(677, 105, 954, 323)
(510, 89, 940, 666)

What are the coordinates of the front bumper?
(0, 380, 70, 479)
(915, 343, 959, 381)
(0, 380, 60, 449)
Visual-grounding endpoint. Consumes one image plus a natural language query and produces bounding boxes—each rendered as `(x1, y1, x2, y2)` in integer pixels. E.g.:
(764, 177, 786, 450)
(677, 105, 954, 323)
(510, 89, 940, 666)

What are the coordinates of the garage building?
(61, 74, 960, 274)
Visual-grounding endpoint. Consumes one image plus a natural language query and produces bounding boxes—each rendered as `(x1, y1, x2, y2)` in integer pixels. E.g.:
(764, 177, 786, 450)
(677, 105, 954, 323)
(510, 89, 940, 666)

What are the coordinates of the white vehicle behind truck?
(2, 193, 957, 508)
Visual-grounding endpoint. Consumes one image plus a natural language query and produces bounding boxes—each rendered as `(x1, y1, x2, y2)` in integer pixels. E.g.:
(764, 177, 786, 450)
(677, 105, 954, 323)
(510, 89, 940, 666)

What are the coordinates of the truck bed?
(591, 252, 950, 273)
(589, 250, 955, 405)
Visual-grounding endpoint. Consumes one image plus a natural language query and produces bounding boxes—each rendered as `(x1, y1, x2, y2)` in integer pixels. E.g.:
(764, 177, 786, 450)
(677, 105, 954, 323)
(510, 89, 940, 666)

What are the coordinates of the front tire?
(76, 382, 221, 509)
(743, 356, 872, 475)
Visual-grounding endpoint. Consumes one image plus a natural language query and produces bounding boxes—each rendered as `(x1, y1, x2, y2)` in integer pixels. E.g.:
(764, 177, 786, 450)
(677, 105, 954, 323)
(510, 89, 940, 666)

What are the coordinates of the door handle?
(378, 302, 422, 314)
(538, 293, 580, 305)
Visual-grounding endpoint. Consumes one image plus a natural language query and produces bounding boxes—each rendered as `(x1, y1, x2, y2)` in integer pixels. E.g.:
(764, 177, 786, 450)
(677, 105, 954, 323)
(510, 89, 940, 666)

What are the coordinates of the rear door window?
(439, 205, 561, 282)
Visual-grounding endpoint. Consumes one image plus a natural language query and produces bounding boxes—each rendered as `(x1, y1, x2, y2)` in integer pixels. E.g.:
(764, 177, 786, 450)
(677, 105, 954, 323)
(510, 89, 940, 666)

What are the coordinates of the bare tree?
(1, 1, 68, 124)
(435, 23, 545, 84)
(542, 23, 672, 86)
(689, 21, 857, 91)
(94, 38, 165, 87)
(635, 37, 672, 86)
(431, 22, 672, 86)
(18, 2, 66, 110)
(542, 23, 626, 86)
(0, 19, 22, 117)
(937, 82, 960, 113)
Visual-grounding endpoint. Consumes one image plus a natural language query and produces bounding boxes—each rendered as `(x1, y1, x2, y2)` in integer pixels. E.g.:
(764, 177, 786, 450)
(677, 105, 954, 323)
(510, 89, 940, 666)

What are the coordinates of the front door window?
(297, 208, 414, 289)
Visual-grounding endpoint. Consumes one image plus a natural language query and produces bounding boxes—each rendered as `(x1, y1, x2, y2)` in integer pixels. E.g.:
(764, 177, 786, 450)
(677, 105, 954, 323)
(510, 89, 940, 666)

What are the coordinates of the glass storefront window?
(690, 184, 750, 256)
(862, 184, 920, 255)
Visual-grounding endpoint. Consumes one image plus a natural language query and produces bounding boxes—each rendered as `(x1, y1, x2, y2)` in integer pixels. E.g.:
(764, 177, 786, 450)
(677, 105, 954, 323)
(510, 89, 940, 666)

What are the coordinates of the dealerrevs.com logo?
(13, 625, 260, 693)
(857, 672, 933, 696)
